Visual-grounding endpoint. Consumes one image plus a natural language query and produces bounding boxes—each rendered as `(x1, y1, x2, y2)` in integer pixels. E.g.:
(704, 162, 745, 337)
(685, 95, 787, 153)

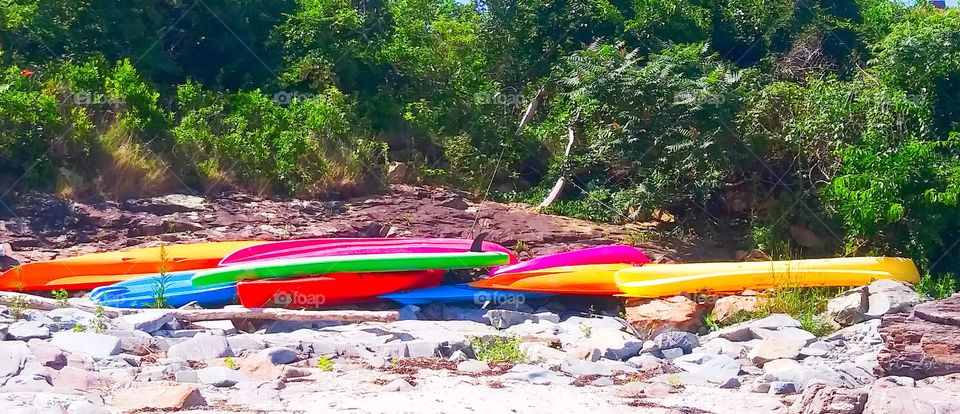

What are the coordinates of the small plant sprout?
(579, 323, 592, 338)
(52, 289, 70, 308)
(72, 323, 87, 332)
(224, 356, 237, 370)
(702, 313, 719, 332)
(150, 245, 172, 309)
(316, 355, 334, 371)
(9, 294, 27, 320)
(91, 304, 108, 333)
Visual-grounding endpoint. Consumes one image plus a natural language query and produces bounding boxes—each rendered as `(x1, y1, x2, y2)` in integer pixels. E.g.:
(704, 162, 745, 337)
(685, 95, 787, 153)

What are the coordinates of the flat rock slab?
(878, 294, 960, 379)
(51, 332, 121, 359)
(166, 335, 234, 361)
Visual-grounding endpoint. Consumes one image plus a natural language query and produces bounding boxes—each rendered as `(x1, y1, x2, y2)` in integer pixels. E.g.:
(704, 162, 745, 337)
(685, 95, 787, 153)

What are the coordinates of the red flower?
(21, 69, 34, 77)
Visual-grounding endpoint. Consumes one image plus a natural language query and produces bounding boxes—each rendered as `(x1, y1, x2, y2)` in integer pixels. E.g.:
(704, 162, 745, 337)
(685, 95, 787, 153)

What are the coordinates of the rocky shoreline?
(0, 286, 957, 413)
(1, 187, 959, 413)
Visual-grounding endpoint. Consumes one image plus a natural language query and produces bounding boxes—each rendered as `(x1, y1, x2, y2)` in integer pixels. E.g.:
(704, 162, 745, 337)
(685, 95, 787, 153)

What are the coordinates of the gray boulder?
(0, 341, 31, 380)
(864, 279, 920, 319)
(653, 331, 698, 354)
(672, 353, 741, 385)
(748, 339, 807, 365)
(7, 321, 50, 340)
(259, 347, 298, 365)
(166, 334, 233, 361)
(51, 332, 121, 359)
(115, 312, 174, 333)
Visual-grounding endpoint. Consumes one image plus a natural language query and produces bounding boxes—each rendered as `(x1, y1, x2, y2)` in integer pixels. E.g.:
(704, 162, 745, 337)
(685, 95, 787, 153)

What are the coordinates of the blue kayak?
(90, 271, 236, 309)
(379, 284, 552, 306)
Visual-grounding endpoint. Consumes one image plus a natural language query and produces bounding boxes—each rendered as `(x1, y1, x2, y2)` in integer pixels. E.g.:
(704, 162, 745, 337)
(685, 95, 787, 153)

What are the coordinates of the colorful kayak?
(192, 251, 511, 286)
(490, 245, 648, 276)
(471, 263, 632, 295)
(236, 270, 444, 308)
(220, 237, 517, 266)
(90, 271, 236, 309)
(380, 284, 553, 305)
(615, 257, 921, 298)
(0, 241, 262, 291)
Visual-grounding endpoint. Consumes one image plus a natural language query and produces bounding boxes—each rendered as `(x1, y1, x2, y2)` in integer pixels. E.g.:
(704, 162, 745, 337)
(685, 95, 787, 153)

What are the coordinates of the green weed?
(316, 355, 334, 371)
(224, 356, 237, 370)
(52, 289, 69, 308)
(702, 313, 719, 332)
(149, 245, 171, 309)
(72, 323, 87, 332)
(915, 273, 958, 300)
(470, 336, 527, 364)
(9, 294, 27, 320)
(91, 305, 108, 333)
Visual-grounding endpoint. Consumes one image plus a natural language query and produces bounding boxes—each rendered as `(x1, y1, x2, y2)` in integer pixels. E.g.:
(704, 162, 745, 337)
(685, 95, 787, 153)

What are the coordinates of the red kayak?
(235, 270, 444, 308)
(219, 237, 517, 266)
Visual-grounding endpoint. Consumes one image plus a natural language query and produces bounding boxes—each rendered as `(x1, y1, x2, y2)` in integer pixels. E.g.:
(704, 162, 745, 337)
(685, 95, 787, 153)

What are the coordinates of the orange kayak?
(0, 241, 262, 291)
(470, 264, 632, 295)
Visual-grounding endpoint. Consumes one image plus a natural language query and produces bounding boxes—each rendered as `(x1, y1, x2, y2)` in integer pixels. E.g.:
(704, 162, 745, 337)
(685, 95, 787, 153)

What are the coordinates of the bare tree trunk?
(537, 109, 581, 209)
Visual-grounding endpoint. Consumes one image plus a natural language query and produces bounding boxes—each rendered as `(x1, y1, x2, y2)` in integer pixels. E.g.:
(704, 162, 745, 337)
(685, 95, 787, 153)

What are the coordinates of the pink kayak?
(490, 245, 648, 276)
(220, 237, 518, 266)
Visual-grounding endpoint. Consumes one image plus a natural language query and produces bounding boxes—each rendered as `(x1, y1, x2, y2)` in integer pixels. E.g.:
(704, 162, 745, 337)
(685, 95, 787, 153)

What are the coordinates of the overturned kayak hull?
(90, 272, 237, 309)
(471, 264, 632, 295)
(615, 257, 920, 298)
(0, 241, 262, 291)
(380, 284, 552, 306)
(490, 245, 647, 276)
(220, 238, 517, 266)
(236, 270, 443, 308)
(192, 251, 511, 286)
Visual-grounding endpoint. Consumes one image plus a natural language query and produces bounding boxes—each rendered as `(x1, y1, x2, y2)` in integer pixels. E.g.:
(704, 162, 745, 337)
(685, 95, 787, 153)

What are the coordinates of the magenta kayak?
(220, 238, 517, 266)
(490, 245, 649, 276)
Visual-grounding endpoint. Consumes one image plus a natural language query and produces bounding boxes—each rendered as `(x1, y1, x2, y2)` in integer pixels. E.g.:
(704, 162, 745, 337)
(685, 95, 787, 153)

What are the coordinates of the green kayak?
(191, 251, 510, 286)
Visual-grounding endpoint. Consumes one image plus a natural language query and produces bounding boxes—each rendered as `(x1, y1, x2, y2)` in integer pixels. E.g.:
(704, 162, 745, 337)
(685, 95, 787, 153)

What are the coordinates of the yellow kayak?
(614, 257, 920, 298)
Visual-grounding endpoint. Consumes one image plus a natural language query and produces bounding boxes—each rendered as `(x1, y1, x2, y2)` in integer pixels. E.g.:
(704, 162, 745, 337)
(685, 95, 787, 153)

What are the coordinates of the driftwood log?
(0, 291, 398, 323)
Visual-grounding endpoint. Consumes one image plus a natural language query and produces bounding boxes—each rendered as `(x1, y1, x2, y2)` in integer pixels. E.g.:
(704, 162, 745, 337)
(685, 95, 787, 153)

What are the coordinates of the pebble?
(768, 381, 798, 395)
(457, 360, 490, 373)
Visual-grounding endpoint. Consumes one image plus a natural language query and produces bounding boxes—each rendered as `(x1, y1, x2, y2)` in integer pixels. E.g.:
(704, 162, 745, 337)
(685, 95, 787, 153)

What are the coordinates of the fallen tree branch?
(0, 292, 398, 323)
(172, 306, 398, 323)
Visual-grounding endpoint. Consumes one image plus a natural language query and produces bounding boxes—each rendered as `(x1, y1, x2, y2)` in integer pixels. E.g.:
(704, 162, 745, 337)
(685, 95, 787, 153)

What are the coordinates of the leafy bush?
(470, 336, 526, 364)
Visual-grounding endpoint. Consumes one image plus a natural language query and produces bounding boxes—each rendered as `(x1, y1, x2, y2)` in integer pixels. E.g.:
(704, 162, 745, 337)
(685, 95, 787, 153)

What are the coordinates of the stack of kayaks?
(1, 235, 923, 311)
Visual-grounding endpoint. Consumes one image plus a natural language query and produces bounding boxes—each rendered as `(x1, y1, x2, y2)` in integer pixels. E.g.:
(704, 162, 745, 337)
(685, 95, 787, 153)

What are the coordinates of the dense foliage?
(1, 0, 958, 285)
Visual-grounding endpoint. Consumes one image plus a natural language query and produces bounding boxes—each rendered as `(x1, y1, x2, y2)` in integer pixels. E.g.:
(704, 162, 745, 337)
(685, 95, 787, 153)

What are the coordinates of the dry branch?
(0, 291, 398, 323)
